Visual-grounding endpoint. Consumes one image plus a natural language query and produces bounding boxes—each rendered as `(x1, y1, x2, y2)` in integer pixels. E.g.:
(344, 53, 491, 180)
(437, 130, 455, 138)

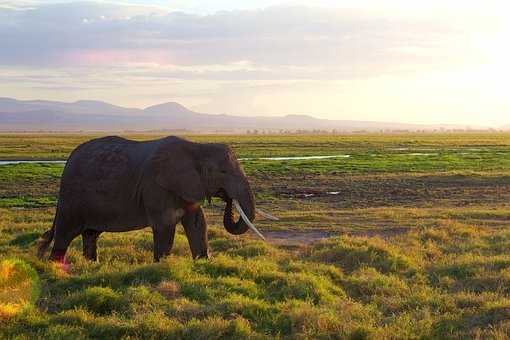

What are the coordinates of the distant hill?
(0, 97, 485, 132)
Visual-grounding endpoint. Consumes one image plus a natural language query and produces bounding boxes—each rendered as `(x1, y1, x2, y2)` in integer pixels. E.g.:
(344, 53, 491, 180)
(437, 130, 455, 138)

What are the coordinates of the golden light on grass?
(0, 259, 40, 319)
(49, 260, 71, 278)
(156, 280, 181, 299)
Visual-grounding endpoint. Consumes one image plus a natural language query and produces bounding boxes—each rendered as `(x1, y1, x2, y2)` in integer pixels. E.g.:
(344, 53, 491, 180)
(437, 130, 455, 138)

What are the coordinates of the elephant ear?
(150, 140, 206, 203)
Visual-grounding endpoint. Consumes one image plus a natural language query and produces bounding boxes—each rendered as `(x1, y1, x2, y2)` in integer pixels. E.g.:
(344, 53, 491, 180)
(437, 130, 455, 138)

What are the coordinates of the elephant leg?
(82, 229, 102, 261)
(49, 219, 82, 263)
(152, 223, 177, 262)
(182, 207, 209, 259)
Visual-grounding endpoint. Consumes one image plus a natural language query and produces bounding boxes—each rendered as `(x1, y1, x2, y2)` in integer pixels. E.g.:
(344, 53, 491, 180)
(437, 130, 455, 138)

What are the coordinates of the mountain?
(0, 97, 484, 132)
(0, 98, 139, 116)
(144, 102, 195, 116)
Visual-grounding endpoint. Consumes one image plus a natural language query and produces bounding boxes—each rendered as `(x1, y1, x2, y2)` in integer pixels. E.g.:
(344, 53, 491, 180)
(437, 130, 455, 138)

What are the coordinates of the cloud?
(3, 1, 507, 126)
(0, 2, 470, 79)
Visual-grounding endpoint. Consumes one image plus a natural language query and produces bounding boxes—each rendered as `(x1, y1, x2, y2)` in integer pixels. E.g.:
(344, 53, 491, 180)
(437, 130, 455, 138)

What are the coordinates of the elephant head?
(150, 137, 265, 239)
(198, 143, 257, 236)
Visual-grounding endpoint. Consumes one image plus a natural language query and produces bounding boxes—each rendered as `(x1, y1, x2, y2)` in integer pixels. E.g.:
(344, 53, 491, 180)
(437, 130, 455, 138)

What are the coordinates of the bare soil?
(257, 227, 409, 245)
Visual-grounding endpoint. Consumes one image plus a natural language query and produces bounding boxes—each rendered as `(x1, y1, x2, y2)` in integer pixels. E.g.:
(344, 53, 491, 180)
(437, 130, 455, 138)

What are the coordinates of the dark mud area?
(255, 173, 510, 208)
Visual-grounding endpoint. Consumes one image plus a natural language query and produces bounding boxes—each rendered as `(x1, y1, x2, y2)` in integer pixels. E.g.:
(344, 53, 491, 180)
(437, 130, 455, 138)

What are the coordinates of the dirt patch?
(347, 227, 409, 239)
(263, 230, 335, 244)
(259, 227, 409, 245)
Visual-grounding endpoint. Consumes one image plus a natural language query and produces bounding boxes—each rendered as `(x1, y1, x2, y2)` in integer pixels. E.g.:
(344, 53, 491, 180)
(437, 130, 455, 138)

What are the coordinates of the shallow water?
(0, 160, 66, 165)
(405, 153, 438, 156)
(239, 155, 350, 161)
(0, 155, 351, 166)
(0, 156, 352, 166)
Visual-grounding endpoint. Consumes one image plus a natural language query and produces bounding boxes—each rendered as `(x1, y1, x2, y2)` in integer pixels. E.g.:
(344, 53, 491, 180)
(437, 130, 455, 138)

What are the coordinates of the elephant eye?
(220, 170, 228, 174)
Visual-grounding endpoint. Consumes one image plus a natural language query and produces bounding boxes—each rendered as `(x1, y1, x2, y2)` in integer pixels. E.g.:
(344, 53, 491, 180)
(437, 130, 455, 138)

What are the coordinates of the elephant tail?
(37, 220, 56, 259)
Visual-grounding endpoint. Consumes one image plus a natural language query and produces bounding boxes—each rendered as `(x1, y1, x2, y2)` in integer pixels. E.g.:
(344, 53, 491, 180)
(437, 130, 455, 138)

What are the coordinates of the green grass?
(3, 212, 510, 338)
(2, 133, 510, 174)
(1, 133, 510, 338)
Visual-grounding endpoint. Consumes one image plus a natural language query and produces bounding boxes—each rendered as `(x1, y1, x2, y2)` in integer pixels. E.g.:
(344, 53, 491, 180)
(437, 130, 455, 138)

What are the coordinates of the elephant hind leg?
(82, 229, 102, 261)
(49, 218, 82, 263)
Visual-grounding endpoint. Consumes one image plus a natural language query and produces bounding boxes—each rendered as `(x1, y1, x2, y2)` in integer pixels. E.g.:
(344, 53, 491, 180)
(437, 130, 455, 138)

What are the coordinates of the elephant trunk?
(223, 180, 255, 235)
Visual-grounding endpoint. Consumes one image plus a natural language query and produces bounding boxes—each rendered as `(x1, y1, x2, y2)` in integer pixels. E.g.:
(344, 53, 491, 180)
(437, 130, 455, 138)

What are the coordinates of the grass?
(1, 132, 510, 338)
(0, 258, 41, 319)
(3, 213, 510, 338)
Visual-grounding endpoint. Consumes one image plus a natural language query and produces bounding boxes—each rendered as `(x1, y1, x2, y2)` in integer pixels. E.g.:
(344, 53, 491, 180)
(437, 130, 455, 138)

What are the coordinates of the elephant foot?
(49, 249, 71, 273)
(49, 249, 66, 263)
(193, 250, 210, 260)
(84, 254, 98, 262)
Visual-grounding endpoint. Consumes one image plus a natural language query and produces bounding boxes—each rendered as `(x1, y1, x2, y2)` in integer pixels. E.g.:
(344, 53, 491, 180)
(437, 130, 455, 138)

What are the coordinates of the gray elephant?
(38, 135, 268, 263)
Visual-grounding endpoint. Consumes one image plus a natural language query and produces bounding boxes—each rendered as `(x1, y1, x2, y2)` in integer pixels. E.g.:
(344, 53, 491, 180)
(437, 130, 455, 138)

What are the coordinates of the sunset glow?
(0, 0, 508, 127)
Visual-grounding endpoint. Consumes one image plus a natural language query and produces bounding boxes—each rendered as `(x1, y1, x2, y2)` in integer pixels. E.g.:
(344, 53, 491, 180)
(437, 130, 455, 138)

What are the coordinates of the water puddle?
(1, 155, 351, 166)
(405, 153, 438, 156)
(0, 160, 66, 166)
(239, 155, 350, 161)
(296, 192, 342, 198)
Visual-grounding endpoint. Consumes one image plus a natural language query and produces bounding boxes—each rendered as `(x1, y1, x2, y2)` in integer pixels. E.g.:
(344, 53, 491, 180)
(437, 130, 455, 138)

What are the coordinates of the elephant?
(37, 135, 269, 263)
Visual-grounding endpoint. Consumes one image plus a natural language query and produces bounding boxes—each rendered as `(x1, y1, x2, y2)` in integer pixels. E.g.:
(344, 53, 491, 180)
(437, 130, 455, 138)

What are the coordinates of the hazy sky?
(0, 0, 509, 126)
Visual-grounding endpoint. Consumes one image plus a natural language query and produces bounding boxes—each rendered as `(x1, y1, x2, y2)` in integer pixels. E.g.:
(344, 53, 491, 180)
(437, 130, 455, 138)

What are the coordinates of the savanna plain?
(1, 133, 510, 339)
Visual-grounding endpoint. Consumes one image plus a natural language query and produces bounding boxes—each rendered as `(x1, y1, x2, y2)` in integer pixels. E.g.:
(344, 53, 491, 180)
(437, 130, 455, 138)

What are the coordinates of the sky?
(0, 0, 509, 127)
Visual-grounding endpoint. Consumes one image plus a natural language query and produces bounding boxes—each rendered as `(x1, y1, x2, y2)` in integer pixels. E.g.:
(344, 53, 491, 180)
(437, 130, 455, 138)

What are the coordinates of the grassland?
(1, 133, 510, 338)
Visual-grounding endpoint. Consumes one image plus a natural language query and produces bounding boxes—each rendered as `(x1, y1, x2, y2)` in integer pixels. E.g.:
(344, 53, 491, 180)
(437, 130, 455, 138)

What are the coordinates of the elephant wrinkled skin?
(37, 135, 257, 262)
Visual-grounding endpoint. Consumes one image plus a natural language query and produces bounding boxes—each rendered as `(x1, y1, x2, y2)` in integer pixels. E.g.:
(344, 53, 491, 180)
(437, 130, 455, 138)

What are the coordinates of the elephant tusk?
(233, 199, 266, 241)
(256, 208, 279, 221)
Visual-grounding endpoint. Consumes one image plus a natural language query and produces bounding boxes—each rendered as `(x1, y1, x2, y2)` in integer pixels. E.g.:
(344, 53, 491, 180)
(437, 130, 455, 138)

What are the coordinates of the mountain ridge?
(0, 97, 492, 132)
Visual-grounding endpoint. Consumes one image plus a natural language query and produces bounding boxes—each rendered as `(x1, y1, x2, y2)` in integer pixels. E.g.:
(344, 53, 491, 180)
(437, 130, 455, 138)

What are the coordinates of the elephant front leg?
(182, 207, 209, 259)
(152, 223, 176, 262)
